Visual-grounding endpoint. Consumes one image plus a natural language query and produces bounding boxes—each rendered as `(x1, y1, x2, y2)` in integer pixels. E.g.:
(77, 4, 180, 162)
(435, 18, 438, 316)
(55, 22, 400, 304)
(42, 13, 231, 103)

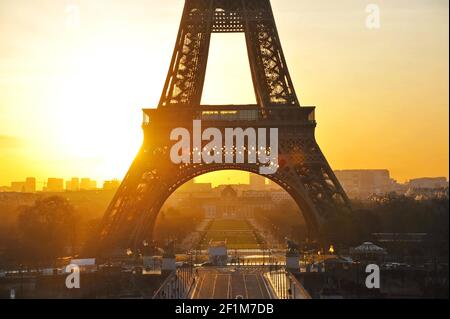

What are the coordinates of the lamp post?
(20, 263, 23, 298)
(262, 245, 265, 266)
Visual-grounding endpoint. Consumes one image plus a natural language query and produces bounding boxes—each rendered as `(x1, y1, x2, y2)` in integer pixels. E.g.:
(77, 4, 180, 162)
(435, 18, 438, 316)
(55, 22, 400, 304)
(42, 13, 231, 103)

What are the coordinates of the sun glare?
(51, 46, 162, 180)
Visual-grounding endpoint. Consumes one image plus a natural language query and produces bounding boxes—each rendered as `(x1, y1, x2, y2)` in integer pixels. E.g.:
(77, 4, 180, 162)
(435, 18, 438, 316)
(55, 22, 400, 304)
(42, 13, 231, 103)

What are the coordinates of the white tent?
(70, 258, 96, 266)
(350, 242, 386, 255)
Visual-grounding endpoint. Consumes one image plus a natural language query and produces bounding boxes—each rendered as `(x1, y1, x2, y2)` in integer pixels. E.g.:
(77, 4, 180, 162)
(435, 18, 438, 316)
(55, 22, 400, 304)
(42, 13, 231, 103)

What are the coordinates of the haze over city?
(0, 0, 448, 187)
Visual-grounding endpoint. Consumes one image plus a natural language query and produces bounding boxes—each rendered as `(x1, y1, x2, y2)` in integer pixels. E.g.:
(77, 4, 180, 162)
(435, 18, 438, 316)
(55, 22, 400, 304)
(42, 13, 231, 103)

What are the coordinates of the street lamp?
(329, 245, 335, 255)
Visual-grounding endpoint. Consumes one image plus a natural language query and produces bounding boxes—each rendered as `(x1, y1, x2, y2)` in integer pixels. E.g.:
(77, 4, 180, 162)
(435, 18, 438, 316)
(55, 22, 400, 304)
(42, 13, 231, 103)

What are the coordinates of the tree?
(17, 196, 77, 265)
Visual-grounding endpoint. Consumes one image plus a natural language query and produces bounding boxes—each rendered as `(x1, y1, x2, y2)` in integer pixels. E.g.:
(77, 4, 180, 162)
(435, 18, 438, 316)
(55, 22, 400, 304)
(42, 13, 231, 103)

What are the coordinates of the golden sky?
(0, 0, 448, 188)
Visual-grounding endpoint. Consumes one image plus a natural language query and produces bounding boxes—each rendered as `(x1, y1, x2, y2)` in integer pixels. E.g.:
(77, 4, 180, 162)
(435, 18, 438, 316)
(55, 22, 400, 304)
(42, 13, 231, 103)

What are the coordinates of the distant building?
(178, 179, 212, 193)
(10, 181, 25, 192)
(242, 190, 268, 198)
(80, 178, 90, 190)
(8, 178, 35, 193)
(46, 178, 64, 192)
(405, 187, 449, 201)
(24, 177, 36, 193)
(103, 179, 121, 190)
(334, 169, 395, 199)
(80, 178, 97, 190)
(214, 183, 249, 195)
(175, 179, 215, 200)
(66, 177, 80, 191)
(249, 174, 266, 190)
(270, 190, 292, 203)
(0, 186, 11, 192)
(372, 233, 429, 244)
(407, 177, 448, 189)
(202, 186, 272, 219)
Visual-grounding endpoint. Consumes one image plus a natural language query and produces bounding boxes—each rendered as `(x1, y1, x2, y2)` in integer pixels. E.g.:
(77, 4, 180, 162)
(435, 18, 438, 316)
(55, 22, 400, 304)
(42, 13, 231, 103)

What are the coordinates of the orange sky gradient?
(0, 0, 448, 189)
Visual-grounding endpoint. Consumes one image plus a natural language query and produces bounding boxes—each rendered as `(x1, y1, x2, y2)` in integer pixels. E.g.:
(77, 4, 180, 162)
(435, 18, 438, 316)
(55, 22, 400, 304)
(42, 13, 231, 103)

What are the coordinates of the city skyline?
(0, 0, 448, 187)
(2, 168, 450, 191)
(2, 169, 448, 193)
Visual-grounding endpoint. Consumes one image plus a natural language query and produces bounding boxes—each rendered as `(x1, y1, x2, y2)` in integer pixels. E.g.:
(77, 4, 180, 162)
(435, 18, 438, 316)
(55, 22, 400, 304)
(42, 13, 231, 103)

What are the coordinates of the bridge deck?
(190, 268, 272, 299)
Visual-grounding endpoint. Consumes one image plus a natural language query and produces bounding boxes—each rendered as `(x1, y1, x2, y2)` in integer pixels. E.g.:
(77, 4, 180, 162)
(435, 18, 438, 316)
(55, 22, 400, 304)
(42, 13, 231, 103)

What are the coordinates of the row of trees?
(153, 206, 204, 247)
(1, 193, 448, 267)
(0, 196, 101, 267)
(253, 194, 448, 257)
(253, 200, 307, 245)
(0, 196, 204, 267)
(322, 195, 449, 252)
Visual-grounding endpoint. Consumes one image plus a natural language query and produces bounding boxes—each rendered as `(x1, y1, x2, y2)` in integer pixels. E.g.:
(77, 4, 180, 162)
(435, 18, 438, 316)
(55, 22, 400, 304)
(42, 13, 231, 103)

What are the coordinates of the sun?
(51, 46, 164, 180)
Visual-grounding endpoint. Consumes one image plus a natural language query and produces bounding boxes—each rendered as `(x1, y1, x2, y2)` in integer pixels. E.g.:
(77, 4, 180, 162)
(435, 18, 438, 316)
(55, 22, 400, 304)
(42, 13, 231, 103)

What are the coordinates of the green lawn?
(199, 219, 263, 249)
(208, 219, 251, 231)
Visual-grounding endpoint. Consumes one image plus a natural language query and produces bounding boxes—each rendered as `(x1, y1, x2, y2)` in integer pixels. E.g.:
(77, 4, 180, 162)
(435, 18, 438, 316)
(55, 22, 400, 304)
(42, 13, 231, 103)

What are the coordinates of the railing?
(199, 109, 260, 122)
(266, 267, 311, 299)
(152, 266, 196, 299)
(141, 105, 316, 126)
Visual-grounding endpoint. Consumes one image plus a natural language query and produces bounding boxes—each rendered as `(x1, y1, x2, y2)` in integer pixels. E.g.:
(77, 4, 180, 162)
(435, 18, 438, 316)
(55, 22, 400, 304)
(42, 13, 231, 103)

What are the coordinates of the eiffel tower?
(92, 0, 351, 256)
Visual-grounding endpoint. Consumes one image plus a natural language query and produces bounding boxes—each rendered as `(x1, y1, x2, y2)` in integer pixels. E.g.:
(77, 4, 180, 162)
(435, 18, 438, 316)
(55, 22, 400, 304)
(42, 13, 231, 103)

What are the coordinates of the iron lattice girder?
(188, 0, 273, 32)
(159, 0, 299, 108)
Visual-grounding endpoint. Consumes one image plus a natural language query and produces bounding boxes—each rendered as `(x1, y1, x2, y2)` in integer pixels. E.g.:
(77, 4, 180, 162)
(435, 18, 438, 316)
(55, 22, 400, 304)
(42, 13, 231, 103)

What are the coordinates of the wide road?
(191, 267, 272, 299)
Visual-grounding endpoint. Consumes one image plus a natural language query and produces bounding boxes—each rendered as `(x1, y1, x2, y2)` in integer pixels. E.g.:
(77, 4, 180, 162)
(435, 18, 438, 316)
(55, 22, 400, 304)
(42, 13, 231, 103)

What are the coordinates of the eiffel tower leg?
(159, 0, 214, 107)
(276, 129, 351, 239)
(90, 148, 162, 255)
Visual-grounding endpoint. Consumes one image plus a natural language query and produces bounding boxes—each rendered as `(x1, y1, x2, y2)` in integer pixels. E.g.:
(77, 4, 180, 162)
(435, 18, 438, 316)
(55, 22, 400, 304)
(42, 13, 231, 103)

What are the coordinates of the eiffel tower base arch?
(90, 106, 350, 257)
